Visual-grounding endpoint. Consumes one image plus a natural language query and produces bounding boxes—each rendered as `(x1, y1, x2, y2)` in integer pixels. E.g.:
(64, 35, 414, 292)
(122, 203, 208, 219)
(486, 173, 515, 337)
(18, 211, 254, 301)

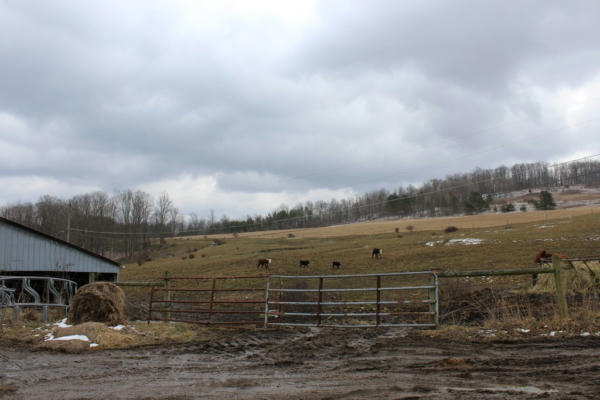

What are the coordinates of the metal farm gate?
(264, 271, 438, 328)
(147, 275, 268, 327)
(147, 272, 438, 328)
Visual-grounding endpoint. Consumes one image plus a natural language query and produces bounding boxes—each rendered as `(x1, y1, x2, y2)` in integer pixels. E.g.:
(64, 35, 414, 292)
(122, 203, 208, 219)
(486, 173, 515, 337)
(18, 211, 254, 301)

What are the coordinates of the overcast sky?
(1, 0, 599, 219)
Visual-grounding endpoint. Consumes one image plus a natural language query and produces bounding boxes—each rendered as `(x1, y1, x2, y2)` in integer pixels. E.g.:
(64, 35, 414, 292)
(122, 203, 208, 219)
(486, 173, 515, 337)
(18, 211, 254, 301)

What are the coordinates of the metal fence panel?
(265, 271, 438, 328)
(0, 276, 78, 323)
(147, 275, 268, 327)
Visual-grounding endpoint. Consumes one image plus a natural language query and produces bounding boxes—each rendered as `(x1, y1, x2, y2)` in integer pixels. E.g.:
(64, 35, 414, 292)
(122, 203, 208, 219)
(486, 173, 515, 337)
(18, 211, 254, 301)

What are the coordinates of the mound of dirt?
(68, 282, 126, 325)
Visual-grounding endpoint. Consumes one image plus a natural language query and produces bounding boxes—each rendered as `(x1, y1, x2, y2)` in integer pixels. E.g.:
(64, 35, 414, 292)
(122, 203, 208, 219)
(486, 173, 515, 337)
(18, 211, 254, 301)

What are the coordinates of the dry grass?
(121, 208, 600, 285)
(1, 319, 221, 352)
(179, 205, 600, 240)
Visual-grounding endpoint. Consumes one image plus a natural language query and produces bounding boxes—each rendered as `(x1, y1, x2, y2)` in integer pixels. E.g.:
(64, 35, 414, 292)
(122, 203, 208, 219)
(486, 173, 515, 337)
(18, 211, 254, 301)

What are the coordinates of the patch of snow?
(478, 329, 497, 337)
(54, 318, 72, 328)
(538, 225, 555, 229)
(445, 238, 484, 246)
(49, 334, 90, 342)
(110, 324, 126, 331)
(425, 240, 443, 247)
(518, 328, 530, 333)
(90, 343, 99, 348)
(45, 333, 54, 340)
(581, 332, 591, 337)
(549, 330, 564, 337)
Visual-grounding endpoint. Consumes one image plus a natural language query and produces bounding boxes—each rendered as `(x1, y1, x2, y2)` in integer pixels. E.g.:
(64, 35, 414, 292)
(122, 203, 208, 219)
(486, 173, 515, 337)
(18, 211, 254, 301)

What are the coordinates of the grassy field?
(122, 206, 600, 282)
(178, 205, 599, 240)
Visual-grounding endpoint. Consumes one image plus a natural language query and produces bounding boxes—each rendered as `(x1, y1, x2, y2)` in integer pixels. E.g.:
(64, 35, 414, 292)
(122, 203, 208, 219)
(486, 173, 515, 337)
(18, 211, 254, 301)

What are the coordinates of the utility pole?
(66, 201, 72, 243)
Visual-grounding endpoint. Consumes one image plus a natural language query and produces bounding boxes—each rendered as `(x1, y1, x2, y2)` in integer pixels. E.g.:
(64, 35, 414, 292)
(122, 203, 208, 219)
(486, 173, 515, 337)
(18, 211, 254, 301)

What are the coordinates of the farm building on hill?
(0, 216, 121, 286)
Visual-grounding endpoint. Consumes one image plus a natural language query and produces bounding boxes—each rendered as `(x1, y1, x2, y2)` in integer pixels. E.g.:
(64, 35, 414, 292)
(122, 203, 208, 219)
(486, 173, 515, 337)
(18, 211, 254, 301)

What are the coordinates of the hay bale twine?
(68, 282, 126, 326)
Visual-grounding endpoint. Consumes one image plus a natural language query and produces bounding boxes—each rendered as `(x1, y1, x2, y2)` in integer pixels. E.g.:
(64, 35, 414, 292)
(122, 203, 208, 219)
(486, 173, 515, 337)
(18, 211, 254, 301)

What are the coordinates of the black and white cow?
(372, 248, 383, 259)
(332, 261, 341, 269)
(257, 258, 272, 269)
(299, 260, 310, 268)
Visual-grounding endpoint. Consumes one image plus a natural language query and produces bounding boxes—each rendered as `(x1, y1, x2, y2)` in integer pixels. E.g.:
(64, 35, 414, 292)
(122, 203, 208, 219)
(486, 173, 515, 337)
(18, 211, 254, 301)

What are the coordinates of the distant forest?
(2, 159, 600, 258)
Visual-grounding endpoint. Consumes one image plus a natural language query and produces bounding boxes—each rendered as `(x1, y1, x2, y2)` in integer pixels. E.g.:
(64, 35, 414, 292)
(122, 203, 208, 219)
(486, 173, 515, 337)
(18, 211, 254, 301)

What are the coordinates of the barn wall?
(0, 221, 120, 277)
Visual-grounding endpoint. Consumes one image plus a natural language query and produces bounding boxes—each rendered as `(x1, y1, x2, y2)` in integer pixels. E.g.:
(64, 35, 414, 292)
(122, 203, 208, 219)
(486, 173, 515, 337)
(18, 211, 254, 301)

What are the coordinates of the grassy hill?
(121, 206, 600, 282)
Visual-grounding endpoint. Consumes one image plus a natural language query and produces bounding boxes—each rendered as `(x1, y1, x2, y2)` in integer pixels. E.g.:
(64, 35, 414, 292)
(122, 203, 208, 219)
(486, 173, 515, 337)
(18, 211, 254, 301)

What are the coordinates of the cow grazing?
(372, 248, 383, 259)
(332, 261, 341, 269)
(257, 258, 272, 269)
(299, 260, 310, 268)
(534, 250, 568, 264)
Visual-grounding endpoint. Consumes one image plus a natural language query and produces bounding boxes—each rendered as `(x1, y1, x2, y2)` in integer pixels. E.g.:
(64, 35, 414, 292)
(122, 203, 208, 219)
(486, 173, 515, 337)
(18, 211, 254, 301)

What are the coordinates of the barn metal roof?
(0, 216, 122, 274)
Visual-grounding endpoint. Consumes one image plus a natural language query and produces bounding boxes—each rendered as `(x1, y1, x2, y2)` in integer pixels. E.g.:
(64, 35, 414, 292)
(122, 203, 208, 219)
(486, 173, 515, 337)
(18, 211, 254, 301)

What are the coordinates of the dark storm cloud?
(1, 1, 599, 216)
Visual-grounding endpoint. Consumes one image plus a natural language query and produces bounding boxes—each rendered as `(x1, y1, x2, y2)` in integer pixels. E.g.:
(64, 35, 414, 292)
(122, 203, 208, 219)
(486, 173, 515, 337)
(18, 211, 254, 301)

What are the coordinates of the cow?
(332, 261, 341, 269)
(299, 260, 310, 268)
(534, 250, 568, 264)
(257, 258, 271, 270)
(533, 250, 569, 286)
(372, 248, 383, 259)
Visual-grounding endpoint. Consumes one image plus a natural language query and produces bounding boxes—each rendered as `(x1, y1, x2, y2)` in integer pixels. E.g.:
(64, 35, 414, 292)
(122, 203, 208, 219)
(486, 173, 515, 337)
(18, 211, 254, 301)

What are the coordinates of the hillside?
(122, 205, 600, 282)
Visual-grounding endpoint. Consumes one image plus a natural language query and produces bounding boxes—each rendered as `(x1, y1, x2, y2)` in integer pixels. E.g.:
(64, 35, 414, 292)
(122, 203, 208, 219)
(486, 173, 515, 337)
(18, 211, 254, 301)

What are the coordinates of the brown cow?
(534, 250, 568, 264)
(257, 258, 271, 269)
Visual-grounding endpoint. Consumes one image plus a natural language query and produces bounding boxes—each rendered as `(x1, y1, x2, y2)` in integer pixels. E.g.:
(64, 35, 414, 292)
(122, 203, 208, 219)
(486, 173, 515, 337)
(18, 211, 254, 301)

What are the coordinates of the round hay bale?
(68, 282, 126, 326)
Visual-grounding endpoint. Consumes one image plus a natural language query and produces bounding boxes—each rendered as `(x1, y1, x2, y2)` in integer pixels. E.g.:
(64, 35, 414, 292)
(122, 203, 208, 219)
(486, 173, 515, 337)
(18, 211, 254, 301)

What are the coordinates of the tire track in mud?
(151, 329, 600, 397)
(3, 331, 600, 399)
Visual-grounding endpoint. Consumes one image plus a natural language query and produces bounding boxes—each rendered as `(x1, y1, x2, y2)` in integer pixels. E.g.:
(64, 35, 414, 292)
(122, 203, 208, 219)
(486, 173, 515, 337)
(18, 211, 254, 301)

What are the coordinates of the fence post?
(42, 305, 48, 323)
(376, 275, 381, 326)
(317, 277, 323, 326)
(164, 272, 171, 322)
(147, 285, 155, 324)
(429, 273, 437, 326)
(13, 305, 19, 323)
(207, 278, 216, 326)
(552, 255, 569, 319)
(264, 277, 270, 328)
(278, 277, 283, 318)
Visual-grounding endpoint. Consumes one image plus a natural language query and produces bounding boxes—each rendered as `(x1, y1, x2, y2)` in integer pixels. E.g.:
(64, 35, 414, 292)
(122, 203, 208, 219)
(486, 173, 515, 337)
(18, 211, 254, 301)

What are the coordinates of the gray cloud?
(1, 1, 599, 217)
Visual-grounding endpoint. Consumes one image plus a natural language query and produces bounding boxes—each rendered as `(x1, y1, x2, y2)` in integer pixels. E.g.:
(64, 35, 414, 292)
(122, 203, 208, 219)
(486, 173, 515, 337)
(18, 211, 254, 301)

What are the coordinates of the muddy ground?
(1, 328, 600, 399)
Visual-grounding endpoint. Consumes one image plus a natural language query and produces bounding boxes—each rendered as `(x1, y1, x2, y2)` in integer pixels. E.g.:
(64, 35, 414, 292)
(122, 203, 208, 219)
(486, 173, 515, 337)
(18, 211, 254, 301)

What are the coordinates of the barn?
(0, 216, 122, 286)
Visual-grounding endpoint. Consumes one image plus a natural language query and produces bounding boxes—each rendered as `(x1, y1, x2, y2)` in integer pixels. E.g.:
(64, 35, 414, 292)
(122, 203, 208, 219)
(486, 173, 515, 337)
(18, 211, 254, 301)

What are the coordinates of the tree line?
(2, 159, 599, 258)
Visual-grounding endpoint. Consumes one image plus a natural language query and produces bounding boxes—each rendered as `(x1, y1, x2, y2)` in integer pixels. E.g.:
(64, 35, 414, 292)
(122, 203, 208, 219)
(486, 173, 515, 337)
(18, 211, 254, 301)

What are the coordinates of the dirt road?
(2, 328, 600, 399)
